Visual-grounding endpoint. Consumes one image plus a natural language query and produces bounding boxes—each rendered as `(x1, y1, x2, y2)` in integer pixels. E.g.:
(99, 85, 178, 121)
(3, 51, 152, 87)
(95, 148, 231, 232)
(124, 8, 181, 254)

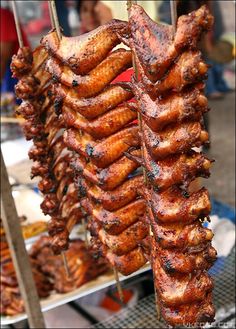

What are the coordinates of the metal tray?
(92, 246, 236, 328)
(1, 264, 150, 325)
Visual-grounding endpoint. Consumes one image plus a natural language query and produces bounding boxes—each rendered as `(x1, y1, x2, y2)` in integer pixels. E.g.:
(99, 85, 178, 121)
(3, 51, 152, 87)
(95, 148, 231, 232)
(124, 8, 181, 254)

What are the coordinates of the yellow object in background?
(0, 220, 47, 239)
(21, 221, 47, 239)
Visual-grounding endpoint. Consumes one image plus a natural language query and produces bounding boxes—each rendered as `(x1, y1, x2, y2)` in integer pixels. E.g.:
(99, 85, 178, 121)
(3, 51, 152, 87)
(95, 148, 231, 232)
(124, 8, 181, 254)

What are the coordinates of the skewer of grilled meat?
(129, 4, 216, 327)
(0, 234, 52, 316)
(11, 47, 84, 254)
(29, 236, 109, 294)
(42, 21, 149, 274)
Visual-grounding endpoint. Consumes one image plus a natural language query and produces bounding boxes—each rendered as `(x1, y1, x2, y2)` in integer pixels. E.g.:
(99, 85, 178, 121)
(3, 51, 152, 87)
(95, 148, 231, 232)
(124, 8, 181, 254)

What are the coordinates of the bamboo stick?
(11, 0, 24, 48)
(48, 1, 55, 29)
(50, 0, 61, 39)
(113, 267, 124, 303)
(170, 0, 177, 33)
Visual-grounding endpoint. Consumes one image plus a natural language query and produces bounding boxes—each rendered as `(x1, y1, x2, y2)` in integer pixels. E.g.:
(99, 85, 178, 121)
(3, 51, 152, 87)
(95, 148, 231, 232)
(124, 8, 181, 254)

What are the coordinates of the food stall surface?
(92, 247, 235, 329)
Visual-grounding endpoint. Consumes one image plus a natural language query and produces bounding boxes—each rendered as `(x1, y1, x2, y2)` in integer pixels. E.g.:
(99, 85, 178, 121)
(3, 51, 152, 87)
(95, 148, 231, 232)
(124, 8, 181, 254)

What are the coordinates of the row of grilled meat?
(11, 45, 84, 253)
(11, 4, 217, 327)
(1, 231, 109, 316)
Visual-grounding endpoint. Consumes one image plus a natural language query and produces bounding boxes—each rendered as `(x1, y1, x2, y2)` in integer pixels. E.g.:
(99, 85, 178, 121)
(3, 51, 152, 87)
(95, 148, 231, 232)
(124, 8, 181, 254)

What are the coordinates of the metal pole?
(1, 150, 45, 328)
(11, 0, 24, 48)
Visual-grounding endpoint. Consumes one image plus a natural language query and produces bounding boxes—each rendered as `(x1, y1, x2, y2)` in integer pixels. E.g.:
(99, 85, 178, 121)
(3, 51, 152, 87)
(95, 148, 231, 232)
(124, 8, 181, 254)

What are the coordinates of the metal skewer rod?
(11, 0, 24, 48)
(50, 0, 61, 39)
(170, 0, 178, 33)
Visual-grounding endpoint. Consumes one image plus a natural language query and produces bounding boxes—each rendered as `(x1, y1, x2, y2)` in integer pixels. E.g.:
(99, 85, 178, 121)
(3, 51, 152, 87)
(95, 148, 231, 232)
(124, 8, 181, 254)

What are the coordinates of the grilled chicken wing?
(72, 150, 140, 191)
(65, 125, 139, 168)
(143, 121, 209, 160)
(143, 147, 211, 190)
(87, 175, 143, 211)
(62, 103, 137, 139)
(152, 249, 213, 306)
(161, 293, 215, 327)
(93, 198, 146, 235)
(45, 50, 132, 98)
(133, 83, 208, 131)
(41, 20, 128, 75)
(129, 4, 212, 81)
(56, 83, 133, 119)
(98, 219, 148, 256)
(146, 186, 211, 223)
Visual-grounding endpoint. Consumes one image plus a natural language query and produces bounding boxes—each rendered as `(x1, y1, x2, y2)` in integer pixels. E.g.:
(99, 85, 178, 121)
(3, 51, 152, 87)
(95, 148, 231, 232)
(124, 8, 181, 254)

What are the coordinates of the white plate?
(1, 264, 150, 325)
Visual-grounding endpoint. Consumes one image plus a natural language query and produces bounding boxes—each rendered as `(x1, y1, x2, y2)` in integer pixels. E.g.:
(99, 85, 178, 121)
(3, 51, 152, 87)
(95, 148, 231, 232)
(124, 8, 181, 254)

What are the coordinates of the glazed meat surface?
(41, 20, 128, 75)
(129, 5, 213, 81)
(128, 4, 216, 327)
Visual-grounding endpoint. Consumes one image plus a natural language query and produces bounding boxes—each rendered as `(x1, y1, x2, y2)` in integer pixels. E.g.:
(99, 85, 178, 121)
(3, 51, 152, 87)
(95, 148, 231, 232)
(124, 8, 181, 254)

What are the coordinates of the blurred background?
(1, 0, 235, 206)
(0, 1, 235, 328)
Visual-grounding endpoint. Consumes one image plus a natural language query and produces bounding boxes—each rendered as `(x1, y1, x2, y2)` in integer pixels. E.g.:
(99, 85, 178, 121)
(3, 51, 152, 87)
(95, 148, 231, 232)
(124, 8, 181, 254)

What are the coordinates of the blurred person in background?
(55, 0, 71, 36)
(76, 0, 100, 34)
(158, 0, 232, 99)
(76, 0, 112, 34)
(76, 1, 160, 35)
(0, 3, 30, 141)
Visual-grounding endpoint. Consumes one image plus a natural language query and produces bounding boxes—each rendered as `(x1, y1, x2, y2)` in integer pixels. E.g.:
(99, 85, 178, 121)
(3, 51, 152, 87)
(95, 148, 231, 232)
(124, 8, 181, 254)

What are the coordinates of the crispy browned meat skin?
(41, 20, 128, 75)
(45, 50, 132, 98)
(0, 236, 53, 316)
(161, 293, 215, 327)
(62, 103, 137, 139)
(14, 48, 51, 100)
(65, 125, 139, 168)
(93, 199, 146, 235)
(39, 21, 147, 273)
(11, 47, 33, 78)
(17, 90, 53, 119)
(129, 5, 213, 81)
(143, 147, 211, 190)
(158, 244, 216, 273)
(12, 46, 48, 78)
(133, 83, 208, 131)
(57, 84, 133, 119)
(87, 175, 143, 211)
(143, 121, 209, 160)
(72, 150, 140, 191)
(11, 47, 85, 255)
(105, 246, 146, 276)
(130, 5, 216, 324)
(135, 50, 208, 97)
(88, 125, 139, 168)
(98, 219, 148, 256)
(28, 237, 109, 294)
(150, 220, 213, 250)
(146, 186, 211, 224)
(91, 237, 146, 276)
(152, 246, 213, 306)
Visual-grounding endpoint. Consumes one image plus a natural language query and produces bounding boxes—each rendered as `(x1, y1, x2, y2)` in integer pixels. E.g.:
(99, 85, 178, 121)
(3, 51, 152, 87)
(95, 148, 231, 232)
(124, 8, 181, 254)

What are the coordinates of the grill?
(92, 247, 235, 329)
